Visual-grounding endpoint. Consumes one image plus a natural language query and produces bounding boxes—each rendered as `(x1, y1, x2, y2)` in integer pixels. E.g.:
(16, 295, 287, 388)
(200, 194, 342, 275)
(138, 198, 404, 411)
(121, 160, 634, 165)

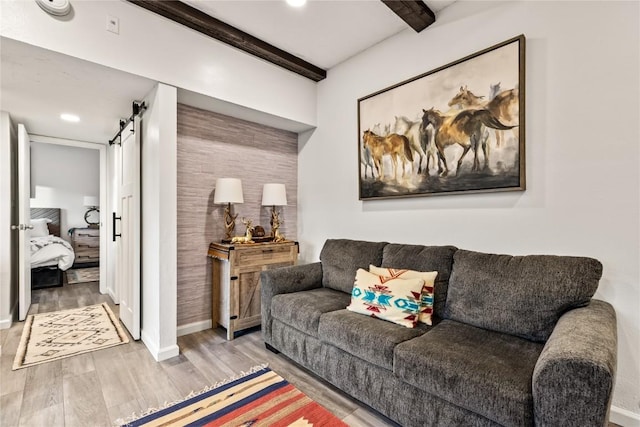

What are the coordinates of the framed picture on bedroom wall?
(358, 34, 525, 200)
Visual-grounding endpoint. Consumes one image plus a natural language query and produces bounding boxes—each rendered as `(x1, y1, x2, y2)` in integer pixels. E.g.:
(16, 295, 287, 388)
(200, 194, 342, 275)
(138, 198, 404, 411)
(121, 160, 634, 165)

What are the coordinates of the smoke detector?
(35, 0, 71, 16)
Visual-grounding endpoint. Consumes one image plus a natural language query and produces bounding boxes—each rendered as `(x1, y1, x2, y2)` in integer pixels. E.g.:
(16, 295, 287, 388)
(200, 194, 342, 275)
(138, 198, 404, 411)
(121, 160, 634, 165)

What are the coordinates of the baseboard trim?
(1, 300, 18, 329)
(156, 344, 180, 362)
(611, 405, 640, 427)
(177, 319, 212, 337)
(107, 289, 118, 305)
(0, 315, 11, 329)
(141, 330, 179, 362)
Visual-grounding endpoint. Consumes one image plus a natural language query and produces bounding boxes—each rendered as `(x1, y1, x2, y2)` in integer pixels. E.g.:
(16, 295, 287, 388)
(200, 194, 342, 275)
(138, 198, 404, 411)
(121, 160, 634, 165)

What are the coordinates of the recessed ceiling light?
(286, 0, 306, 7)
(60, 113, 80, 123)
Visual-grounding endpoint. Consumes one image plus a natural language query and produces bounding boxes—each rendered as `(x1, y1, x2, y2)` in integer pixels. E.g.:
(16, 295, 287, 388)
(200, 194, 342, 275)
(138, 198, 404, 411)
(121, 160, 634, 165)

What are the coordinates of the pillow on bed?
(31, 218, 52, 238)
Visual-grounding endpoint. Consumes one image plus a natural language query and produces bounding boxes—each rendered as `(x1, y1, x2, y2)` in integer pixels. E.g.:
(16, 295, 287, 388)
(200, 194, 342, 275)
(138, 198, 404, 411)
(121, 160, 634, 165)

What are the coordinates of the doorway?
(26, 135, 110, 314)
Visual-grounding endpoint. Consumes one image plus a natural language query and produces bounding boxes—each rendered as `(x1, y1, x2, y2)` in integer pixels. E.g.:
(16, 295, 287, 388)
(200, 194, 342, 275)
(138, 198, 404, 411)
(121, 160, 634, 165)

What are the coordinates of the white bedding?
(30, 236, 75, 271)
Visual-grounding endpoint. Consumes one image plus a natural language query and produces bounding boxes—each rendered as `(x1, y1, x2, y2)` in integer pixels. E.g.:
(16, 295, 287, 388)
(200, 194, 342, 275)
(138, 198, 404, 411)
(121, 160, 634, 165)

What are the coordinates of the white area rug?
(12, 303, 129, 370)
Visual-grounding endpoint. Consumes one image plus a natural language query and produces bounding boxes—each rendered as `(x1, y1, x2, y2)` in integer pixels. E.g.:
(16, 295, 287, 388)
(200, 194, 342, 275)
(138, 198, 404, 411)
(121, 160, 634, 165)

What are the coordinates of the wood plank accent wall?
(177, 104, 298, 327)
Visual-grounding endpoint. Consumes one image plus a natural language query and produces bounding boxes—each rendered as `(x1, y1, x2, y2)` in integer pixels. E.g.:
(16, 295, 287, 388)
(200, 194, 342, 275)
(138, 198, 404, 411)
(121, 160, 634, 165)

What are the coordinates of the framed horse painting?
(358, 35, 525, 200)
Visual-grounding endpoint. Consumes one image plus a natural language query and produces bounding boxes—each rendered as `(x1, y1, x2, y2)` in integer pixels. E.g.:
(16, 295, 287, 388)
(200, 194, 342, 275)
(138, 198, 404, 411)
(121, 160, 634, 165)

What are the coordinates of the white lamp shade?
(214, 178, 244, 204)
(83, 196, 99, 207)
(262, 183, 287, 206)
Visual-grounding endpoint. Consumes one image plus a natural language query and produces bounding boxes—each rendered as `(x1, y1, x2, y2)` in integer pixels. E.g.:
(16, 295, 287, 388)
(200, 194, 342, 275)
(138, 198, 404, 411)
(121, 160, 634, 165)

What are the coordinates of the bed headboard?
(30, 208, 61, 237)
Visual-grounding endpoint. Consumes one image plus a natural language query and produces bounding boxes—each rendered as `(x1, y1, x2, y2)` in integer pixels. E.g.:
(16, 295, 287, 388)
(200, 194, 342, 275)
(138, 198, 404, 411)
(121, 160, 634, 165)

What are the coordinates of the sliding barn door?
(117, 118, 141, 339)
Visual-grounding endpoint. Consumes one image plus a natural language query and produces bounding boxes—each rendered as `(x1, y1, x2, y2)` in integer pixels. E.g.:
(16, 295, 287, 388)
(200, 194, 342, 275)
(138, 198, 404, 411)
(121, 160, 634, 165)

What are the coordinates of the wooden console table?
(207, 240, 298, 340)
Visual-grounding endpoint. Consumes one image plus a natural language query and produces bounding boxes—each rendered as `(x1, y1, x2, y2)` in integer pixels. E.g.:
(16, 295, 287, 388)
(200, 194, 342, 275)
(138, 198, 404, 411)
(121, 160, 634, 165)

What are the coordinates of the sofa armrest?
(261, 262, 323, 345)
(532, 299, 617, 426)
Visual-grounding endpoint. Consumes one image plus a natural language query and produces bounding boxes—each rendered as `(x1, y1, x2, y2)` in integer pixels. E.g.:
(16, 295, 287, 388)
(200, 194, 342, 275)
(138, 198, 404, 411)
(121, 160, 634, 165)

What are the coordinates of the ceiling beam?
(381, 0, 436, 33)
(126, 0, 327, 82)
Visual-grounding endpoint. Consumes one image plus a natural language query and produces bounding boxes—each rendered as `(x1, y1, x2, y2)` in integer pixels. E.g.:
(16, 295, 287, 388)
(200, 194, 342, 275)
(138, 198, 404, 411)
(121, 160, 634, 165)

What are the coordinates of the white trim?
(28, 134, 109, 295)
(107, 288, 118, 306)
(611, 406, 640, 427)
(0, 317, 11, 330)
(141, 329, 179, 362)
(0, 299, 18, 330)
(177, 320, 212, 337)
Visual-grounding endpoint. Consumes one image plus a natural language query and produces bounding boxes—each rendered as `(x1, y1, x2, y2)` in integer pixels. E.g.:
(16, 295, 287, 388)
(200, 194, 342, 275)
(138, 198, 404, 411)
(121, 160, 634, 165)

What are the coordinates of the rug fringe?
(114, 363, 269, 426)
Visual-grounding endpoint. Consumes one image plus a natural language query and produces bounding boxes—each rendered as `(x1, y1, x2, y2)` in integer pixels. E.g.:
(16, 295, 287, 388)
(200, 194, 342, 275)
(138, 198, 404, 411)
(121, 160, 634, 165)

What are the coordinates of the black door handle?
(112, 212, 122, 242)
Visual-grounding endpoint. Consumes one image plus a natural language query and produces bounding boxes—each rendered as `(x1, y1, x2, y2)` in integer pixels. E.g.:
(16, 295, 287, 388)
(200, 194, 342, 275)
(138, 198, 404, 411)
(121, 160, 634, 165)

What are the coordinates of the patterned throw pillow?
(369, 265, 438, 326)
(346, 268, 424, 328)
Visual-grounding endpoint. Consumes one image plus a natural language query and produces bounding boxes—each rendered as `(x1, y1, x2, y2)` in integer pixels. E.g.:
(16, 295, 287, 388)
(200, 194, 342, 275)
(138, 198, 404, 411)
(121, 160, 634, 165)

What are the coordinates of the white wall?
(0, 112, 18, 329)
(0, 0, 316, 128)
(30, 142, 99, 240)
(298, 0, 639, 420)
(140, 83, 178, 362)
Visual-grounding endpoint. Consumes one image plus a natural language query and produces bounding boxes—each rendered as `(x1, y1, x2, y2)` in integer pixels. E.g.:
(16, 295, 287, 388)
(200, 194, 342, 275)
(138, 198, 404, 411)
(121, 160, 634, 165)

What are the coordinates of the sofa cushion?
(445, 250, 603, 342)
(320, 239, 388, 294)
(319, 309, 429, 371)
(380, 244, 457, 320)
(369, 265, 438, 325)
(394, 320, 544, 426)
(347, 268, 424, 328)
(271, 288, 351, 337)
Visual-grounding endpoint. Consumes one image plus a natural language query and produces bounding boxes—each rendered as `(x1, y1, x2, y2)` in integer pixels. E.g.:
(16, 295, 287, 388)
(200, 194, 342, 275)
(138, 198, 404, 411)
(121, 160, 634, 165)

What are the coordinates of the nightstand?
(70, 227, 100, 266)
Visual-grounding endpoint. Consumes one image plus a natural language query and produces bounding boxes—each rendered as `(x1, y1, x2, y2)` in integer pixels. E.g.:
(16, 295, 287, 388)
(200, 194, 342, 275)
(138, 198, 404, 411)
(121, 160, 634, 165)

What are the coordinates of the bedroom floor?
(0, 281, 396, 427)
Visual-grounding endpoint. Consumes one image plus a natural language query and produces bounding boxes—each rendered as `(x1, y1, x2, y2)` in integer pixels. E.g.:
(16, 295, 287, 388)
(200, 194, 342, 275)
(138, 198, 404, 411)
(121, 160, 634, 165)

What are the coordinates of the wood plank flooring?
(0, 281, 395, 427)
(1, 281, 623, 427)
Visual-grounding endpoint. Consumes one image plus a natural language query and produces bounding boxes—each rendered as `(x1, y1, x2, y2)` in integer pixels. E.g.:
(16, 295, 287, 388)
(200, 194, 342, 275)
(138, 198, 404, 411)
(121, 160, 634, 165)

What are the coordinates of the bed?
(30, 208, 75, 289)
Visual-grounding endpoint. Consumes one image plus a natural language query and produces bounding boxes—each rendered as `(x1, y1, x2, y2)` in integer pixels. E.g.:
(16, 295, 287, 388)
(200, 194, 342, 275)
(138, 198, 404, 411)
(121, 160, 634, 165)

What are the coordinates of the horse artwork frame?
(357, 35, 525, 200)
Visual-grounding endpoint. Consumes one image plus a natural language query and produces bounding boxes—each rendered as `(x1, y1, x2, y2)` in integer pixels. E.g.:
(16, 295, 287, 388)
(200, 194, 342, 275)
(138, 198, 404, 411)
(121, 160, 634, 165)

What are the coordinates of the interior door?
(116, 118, 140, 339)
(17, 124, 31, 320)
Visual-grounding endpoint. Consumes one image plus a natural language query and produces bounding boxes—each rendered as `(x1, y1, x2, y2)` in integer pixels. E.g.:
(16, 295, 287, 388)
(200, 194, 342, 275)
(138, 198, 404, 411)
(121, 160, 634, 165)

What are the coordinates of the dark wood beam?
(381, 0, 436, 33)
(126, 0, 326, 82)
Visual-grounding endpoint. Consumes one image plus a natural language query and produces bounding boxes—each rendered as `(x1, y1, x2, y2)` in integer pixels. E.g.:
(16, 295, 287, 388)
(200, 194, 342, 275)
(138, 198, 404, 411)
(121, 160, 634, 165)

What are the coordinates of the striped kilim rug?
(120, 366, 348, 427)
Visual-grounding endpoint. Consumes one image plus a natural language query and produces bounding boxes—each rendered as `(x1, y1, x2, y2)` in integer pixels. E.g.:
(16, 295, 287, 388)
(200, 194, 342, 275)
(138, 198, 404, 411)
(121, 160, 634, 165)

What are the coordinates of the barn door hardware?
(112, 212, 122, 241)
(108, 100, 147, 145)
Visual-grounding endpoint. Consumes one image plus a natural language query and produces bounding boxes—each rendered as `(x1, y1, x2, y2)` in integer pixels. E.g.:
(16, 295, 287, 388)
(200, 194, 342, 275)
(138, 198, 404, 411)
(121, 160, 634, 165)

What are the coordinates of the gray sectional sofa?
(261, 239, 617, 427)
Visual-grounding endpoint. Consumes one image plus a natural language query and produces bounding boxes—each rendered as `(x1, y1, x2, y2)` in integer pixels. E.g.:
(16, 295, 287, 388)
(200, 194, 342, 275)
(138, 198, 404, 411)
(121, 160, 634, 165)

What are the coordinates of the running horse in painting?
(448, 85, 520, 147)
(420, 107, 516, 176)
(362, 130, 413, 181)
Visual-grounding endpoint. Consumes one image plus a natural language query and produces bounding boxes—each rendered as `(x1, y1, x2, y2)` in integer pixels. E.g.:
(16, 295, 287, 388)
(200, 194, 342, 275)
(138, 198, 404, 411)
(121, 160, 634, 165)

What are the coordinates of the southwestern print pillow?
(347, 268, 423, 328)
(369, 265, 438, 325)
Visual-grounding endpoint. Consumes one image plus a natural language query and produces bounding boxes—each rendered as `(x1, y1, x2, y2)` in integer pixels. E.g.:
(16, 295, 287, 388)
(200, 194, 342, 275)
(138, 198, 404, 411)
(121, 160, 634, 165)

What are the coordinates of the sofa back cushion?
(380, 244, 457, 320)
(320, 239, 387, 294)
(444, 250, 603, 342)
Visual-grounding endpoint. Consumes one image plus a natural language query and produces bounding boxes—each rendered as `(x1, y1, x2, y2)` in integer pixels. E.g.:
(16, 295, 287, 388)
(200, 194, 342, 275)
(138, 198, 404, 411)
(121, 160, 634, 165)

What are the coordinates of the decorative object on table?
(118, 365, 348, 427)
(358, 34, 525, 200)
(12, 302, 129, 370)
(273, 219, 286, 243)
(230, 218, 255, 244)
(253, 225, 266, 238)
(83, 196, 100, 228)
(213, 178, 244, 240)
(66, 266, 100, 285)
(261, 183, 287, 239)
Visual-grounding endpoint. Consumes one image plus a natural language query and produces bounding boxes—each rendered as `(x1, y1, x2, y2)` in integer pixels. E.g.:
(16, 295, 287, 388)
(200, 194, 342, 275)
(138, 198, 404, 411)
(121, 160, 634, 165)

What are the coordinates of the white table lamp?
(262, 183, 287, 241)
(214, 178, 244, 240)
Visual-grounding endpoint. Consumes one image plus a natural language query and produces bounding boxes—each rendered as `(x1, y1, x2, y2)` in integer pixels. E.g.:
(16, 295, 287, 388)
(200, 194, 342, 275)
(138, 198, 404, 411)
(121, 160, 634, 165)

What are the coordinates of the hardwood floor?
(0, 281, 395, 427)
(1, 281, 623, 427)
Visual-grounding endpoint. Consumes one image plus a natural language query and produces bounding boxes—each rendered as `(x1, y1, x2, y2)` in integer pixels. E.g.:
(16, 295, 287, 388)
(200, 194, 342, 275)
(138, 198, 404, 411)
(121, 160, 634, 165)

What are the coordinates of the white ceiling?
(0, 1, 458, 143)
(0, 37, 156, 144)
(183, 0, 457, 69)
